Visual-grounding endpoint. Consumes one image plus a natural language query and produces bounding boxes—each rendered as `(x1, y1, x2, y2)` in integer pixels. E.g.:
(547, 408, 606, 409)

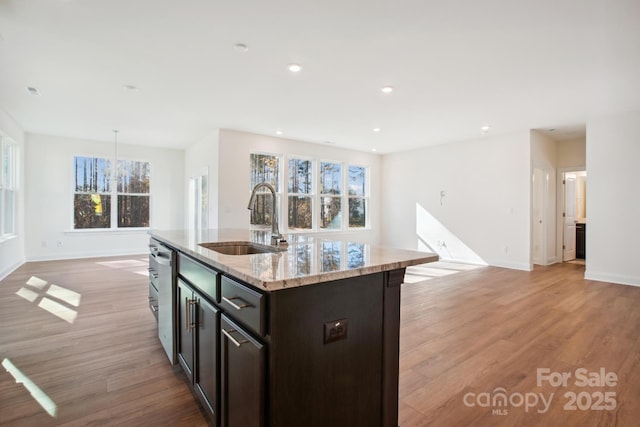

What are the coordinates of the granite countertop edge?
(149, 229, 439, 291)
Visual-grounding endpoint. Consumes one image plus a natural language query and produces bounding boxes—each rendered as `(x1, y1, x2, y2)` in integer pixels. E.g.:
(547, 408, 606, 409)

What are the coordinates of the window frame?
(0, 135, 18, 240)
(249, 152, 282, 230)
(72, 154, 151, 231)
(116, 159, 152, 228)
(286, 155, 314, 232)
(347, 164, 369, 229)
(250, 152, 371, 234)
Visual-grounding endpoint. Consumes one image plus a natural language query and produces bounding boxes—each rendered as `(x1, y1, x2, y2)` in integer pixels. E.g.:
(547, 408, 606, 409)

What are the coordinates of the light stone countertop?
(149, 228, 439, 291)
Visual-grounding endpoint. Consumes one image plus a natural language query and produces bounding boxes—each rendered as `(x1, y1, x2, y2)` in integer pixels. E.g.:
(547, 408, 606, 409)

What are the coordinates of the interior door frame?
(556, 166, 586, 262)
(532, 167, 546, 266)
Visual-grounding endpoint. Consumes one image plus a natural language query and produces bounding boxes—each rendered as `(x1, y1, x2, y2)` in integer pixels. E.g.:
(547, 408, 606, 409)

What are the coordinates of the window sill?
(64, 228, 151, 235)
(0, 234, 17, 245)
(284, 227, 372, 234)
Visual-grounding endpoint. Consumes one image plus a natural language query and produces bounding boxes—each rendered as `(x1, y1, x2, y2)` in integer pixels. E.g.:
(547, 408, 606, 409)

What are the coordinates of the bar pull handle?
(222, 328, 248, 347)
(222, 296, 252, 310)
(184, 297, 191, 331)
(189, 299, 198, 331)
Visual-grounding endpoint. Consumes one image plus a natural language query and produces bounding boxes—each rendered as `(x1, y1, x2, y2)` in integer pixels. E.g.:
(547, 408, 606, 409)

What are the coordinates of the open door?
(563, 174, 576, 261)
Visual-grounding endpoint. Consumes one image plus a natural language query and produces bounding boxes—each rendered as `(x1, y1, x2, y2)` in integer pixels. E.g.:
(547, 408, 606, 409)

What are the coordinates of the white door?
(563, 175, 576, 261)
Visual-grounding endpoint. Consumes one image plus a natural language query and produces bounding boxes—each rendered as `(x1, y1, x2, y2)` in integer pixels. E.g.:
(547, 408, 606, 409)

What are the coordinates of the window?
(347, 165, 367, 228)
(73, 156, 150, 229)
(249, 152, 370, 232)
(117, 160, 150, 227)
(249, 153, 279, 227)
(288, 158, 312, 230)
(1, 136, 17, 238)
(319, 162, 342, 230)
(74, 157, 112, 229)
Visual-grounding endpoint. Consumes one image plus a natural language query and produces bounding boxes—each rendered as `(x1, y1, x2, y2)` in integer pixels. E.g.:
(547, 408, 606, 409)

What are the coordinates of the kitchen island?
(149, 229, 438, 427)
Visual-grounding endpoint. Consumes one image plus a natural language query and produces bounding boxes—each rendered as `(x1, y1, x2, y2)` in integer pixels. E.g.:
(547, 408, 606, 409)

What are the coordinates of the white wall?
(585, 110, 640, 286)
(217, 129, 382, 244)
(0, 109, 26, 280)
(381, 131, 531, 270)
(25, 133, 184, 260)
(184, 130, 219, 229)
(530, 130, 558, 265)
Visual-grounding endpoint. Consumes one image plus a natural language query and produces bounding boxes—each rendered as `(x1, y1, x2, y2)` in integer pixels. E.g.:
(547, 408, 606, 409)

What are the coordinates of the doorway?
(559, 169, 586, 263)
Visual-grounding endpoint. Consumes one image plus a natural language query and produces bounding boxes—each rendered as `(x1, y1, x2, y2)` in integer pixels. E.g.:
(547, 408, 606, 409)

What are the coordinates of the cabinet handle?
(185, 297, 191, 331)
(189, 300, 198, 331)
(222, 296, 252, 310)
(151, 305, 158, 312)
(222, 328, 248, 347)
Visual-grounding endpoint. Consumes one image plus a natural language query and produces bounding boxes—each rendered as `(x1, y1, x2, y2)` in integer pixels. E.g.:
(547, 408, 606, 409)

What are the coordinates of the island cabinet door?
(220, 315, 265, 427)
(194, 295, 219, 419)
(177, 279, 195, 384)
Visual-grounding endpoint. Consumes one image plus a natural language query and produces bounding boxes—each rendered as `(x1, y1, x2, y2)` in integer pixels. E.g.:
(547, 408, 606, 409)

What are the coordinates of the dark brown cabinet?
(177, 278, 220, 423)
(165, 244, 404, 427)
(220, 315, 265, 427)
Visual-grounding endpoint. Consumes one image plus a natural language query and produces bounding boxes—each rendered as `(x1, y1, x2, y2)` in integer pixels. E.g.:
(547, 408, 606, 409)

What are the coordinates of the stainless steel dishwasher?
(149, 238, 176, 364)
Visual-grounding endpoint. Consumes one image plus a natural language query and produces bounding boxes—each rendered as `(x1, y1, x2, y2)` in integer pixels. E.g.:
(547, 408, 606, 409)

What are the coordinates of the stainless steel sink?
(199, 241, 285, 255)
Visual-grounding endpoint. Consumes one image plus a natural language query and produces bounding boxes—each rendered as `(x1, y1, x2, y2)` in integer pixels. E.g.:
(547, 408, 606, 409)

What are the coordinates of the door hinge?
(563, 245, 566, 249)
(563, 179, 566, 184)
(562, 212, 566, 217)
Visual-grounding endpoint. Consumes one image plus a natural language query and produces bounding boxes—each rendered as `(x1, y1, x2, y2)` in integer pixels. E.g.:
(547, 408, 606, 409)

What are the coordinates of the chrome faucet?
(247, 182, 286, 246)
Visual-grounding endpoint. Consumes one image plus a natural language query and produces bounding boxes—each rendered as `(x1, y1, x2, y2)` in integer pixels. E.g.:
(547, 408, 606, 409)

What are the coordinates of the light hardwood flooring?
(1, 257, 639, 426)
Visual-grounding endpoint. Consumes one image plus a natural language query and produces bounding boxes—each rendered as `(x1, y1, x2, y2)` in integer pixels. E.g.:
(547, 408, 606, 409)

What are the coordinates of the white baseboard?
(26, 249, 147, 262)
(485, 258, 533, 271)
(584, 270, 640, 287)
(0, 259, 25, 282)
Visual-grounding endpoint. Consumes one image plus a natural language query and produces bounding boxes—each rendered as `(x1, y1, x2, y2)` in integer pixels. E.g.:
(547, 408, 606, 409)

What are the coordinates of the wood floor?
(1, 257, 639, 426)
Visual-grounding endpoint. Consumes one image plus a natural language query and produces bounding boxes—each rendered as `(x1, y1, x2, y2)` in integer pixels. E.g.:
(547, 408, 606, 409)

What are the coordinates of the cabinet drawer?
(148, 282, 159, 321)
(178, 253, 219, 302)
(221, 276, 266, 336)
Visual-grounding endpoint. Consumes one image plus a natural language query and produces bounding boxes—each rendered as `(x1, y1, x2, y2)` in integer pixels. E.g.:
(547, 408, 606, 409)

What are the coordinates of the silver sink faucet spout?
(248, 182, 285, 246)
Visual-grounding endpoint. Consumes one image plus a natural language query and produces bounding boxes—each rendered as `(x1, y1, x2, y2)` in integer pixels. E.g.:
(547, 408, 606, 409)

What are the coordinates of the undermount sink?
(199, 241, 285, 255)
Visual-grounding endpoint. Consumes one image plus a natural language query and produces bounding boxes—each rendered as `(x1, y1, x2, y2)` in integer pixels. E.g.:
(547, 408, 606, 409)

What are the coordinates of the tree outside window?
(320, 162, 342, 230)
(73, 156, 150, 229)
(117, 160, 150, 227)
(288, 158, 312, 230)
(348, 165, 367, 228)
(74, 156, 112, 229)
(249, 154, 280, 227)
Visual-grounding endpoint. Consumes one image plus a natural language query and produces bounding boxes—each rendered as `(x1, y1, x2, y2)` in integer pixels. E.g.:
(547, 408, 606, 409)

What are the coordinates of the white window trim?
(0, 135, 18, 240)
(71, 154, 152, 230)
(250, 152, 371, 234)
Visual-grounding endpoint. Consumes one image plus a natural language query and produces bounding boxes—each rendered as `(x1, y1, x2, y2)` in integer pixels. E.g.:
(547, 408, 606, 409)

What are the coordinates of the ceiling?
(1, 0, 639, 153)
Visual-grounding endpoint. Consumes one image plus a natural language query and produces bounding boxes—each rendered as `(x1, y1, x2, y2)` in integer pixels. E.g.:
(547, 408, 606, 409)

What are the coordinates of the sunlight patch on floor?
(2, 358, 57, 417)
(404, 261, 484, 283)
(96, 259, 149, 276)
(15, 276, 81, 324)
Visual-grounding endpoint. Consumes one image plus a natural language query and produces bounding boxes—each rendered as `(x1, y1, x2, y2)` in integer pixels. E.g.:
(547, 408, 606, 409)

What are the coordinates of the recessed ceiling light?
(275, 130, 283, 135)
(380, 86, 393, 94)
(481, 125, 491, 134)
(234, 43, 249, 52)
(371, 148, 377, 152)
(26, 86, 40, 96)
(372, 128, 381, 132)
(123, 84, 139, 91)
(287, 63, 302, 73)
